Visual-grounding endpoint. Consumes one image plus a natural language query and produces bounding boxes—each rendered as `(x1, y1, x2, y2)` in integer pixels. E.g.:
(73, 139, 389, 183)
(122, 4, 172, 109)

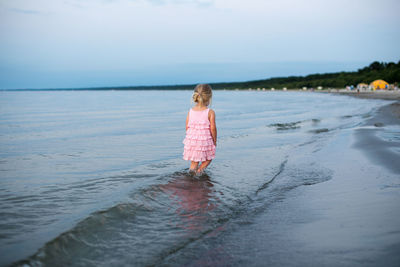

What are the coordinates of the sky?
(0, 0, 399, 89)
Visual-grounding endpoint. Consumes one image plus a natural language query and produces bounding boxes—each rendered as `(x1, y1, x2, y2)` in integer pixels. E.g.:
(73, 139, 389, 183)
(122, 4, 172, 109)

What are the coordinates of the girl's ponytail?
(192, 91, 202, 104)
(192, 84, 212, 106)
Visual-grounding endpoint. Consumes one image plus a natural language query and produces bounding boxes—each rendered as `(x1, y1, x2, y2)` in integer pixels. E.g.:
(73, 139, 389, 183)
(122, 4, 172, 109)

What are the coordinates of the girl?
(183, 84, 217, 174)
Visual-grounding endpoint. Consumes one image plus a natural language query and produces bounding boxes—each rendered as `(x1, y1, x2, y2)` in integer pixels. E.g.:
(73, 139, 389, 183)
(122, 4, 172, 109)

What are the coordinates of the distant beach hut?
(357, 83, 368, 91)
(271, 88, 275, 91)
(370, 80, 389, 90)
(302, 87, 307, 91)
(283, 87, 287, 91)
(317, 86, 323, 90)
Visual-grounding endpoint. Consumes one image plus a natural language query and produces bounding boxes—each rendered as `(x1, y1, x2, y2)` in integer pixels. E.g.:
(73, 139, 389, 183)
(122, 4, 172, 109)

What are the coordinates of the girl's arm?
(209, 109, 217, 146)
(185, 111, 190, 131)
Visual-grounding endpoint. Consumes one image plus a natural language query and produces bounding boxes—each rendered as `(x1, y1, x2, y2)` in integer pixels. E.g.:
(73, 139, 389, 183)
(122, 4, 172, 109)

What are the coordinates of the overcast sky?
(0, 0, 399, 89)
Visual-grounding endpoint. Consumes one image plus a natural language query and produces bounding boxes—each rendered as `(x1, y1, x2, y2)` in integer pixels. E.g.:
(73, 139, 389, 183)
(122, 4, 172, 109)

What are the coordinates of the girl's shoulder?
(191, 106, 208, 112)
(208, 108, 215, 118)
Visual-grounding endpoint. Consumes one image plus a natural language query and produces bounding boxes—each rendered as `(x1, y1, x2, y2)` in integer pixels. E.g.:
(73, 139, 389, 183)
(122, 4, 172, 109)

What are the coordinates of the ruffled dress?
(183, 108, 216, 162)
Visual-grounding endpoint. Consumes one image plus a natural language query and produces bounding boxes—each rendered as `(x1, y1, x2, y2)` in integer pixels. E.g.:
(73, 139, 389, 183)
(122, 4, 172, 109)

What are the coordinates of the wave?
(15, 158, 333, 267)
(268, 121, 302, 130)
(308, 128, 330, 134)
(268, 118, 321, 131)
(256, 158, 288, 195)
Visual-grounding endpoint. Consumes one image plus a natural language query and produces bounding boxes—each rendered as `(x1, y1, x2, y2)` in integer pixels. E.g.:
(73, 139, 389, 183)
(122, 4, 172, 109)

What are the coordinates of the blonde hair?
(192, 84, 212, 106)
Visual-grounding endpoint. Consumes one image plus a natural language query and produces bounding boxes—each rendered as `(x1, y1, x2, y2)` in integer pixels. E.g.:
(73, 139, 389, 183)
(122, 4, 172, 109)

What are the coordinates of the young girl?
(183, 84, 217, 174)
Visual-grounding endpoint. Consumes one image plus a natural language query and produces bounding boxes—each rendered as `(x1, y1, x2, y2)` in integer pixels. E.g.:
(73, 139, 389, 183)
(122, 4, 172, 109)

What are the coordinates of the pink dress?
(183, 108, 216, 162)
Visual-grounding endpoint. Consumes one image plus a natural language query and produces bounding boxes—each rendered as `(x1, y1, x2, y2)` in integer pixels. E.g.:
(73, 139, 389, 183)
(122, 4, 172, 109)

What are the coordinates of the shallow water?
(0, 90, 391, 266)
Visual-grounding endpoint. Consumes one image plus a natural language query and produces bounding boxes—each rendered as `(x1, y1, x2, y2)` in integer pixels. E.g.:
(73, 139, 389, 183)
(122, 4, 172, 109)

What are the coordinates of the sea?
(0, 90, 396, 266)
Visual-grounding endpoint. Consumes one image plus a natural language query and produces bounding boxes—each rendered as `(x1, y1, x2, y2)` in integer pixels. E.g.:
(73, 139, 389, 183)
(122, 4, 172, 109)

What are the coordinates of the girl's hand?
(209, 109, 217, 148)
(185, 110, 190, 131)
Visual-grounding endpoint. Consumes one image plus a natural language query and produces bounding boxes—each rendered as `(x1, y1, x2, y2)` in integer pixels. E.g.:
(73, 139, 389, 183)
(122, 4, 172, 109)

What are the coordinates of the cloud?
(63, 0, 213, 7)
(146, 0, 213, 7)
(7, 7, 42, 15)
(63, 0, 122, 8)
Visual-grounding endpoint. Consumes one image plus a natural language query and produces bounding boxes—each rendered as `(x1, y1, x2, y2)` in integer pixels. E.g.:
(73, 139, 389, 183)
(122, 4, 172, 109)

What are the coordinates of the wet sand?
(335, 90, 400, 101)
(354, 102, 400, 174)
(333, 90, 400, 173)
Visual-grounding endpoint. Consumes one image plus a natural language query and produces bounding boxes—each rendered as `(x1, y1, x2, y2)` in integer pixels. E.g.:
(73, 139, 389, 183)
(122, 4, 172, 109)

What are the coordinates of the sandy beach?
(336, 90, 400, 172)
(334, 90, 400, 101)
(332, 90, 400, 124)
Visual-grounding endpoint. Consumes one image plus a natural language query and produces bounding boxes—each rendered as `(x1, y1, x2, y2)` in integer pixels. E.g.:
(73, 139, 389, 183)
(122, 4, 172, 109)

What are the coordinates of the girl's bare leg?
(190, 161, 199, 171)
(197, 160, 212, 174)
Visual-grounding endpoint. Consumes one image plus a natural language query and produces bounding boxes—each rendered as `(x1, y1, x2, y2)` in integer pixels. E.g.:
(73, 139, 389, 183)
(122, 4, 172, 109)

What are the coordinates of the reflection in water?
(160, 172, 217, 232)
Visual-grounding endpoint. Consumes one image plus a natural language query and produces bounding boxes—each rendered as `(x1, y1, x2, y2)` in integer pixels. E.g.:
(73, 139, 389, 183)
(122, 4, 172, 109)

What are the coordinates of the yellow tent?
(370, 80, 388, 90)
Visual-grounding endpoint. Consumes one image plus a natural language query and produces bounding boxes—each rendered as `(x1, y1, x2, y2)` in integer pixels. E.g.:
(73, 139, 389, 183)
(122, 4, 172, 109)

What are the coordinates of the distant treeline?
(127, 60, 400, 90)
(208, 61, 400, 90)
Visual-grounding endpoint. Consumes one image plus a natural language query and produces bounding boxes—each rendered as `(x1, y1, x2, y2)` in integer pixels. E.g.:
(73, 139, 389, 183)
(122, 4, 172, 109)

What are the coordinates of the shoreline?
(334, 89, 400, 174)
(353, 102, 400, 174)
(330, 90, 400, 101)
(334, 90, 400, 123)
